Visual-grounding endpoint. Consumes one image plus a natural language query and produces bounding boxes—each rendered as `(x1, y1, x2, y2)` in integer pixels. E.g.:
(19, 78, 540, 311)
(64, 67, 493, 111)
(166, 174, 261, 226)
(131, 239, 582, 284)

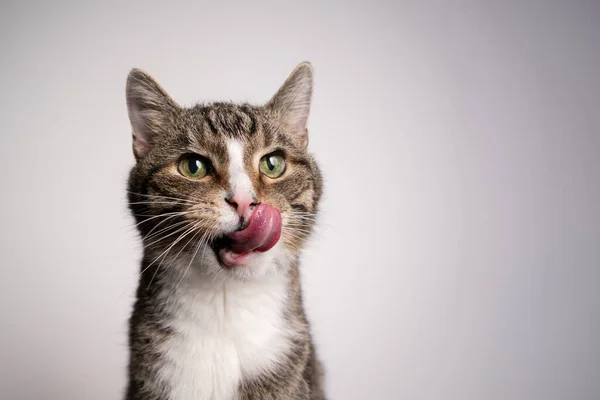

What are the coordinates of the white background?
(1, 2, 599, 399)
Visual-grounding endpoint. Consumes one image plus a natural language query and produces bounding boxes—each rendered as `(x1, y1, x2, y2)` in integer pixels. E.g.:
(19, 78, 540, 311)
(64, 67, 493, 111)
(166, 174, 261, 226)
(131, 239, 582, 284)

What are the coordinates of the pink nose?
(225, 192, 259, 219)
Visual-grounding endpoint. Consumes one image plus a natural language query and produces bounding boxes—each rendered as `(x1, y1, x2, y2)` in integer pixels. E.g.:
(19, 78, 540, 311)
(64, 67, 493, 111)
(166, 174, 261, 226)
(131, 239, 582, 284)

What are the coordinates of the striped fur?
(124, 63, 325, 400)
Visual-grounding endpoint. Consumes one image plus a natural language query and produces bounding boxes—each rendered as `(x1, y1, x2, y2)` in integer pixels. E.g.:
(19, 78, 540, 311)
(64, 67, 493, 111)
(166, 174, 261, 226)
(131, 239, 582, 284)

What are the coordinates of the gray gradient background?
(1, 1, 599, 399)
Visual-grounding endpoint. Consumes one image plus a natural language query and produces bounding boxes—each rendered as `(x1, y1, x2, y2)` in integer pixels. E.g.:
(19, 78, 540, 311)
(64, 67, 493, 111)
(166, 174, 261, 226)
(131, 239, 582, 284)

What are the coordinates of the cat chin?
(218, 248, 260, 268)
(177, 240, 287, 282)
(220, 243, 286, 280)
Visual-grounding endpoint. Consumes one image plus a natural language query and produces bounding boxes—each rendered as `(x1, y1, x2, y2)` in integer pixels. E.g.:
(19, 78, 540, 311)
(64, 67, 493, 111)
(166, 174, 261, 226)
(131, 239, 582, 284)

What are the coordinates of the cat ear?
(266, 62, 313, 148)
(126, 69, 179, 159)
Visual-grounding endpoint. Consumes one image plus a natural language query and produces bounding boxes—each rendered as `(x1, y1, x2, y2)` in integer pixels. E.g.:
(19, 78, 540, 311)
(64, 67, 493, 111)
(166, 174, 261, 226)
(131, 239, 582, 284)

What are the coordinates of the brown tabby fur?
(124, 63, 326, 400)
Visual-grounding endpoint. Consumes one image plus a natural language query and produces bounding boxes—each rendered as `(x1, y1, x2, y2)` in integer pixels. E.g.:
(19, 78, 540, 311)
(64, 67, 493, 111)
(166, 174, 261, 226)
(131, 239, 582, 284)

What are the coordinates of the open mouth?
(210, 203, 282, 268)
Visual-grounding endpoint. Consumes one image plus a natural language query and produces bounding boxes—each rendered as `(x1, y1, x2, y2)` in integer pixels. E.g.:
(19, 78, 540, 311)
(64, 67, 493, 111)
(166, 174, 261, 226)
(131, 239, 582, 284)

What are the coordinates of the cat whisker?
(198, 223, 220, 264)
(287, 229, 312, 236)
(285, 223, 314, 228)
(143, 223, 196, 248)
(288, 214, 317, 221)
(284, 223, 314, 231)
(283, 224, 318, 240)
(172, 223, 218, 294)
(286, 212, 317, 217)
(127, 191, 196, 204)
(284, 229, 312, 237)
(131, 210, 195, 228)
(143, 220, 190, 242)
(282, 230, 309, 243)
(127, 201, 191, 206)
(139, 224, 198, 278)
(283, 228, 309, 237)
(160, 223, 207, 273)
(287, 220, 317, 226)
(149, 227, 202, 289)
(285, 214, 318, 222)
(282, 237, 303, 251)
(141, 213, 190, 240)
(285, 210, 317, 215)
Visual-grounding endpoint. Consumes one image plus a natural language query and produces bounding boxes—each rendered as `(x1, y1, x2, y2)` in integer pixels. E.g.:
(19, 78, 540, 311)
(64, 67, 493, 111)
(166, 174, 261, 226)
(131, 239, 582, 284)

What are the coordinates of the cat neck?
(158, 262, 291, 309)
(136, 254, 300, 400)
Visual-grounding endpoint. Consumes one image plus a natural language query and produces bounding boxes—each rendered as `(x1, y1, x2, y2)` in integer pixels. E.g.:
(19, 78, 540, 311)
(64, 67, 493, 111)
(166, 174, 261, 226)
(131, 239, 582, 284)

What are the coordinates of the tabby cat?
(124, 62, 326, 400)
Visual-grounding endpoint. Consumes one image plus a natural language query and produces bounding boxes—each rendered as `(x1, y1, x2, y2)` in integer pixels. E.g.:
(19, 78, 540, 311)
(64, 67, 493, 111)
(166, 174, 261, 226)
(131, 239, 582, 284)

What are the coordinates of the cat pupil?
(189, 159, 199, 173)
(267, 157, 275, 170)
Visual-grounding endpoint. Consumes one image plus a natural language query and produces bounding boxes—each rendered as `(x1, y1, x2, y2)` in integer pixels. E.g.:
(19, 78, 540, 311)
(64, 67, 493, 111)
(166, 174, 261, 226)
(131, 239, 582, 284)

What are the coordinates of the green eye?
(178, 155, 209, 179)
(259, 153, 286, 179)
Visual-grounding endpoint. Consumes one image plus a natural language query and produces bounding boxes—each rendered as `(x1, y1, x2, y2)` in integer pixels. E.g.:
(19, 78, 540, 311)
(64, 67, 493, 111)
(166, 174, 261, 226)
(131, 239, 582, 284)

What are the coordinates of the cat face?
(127, 64, 322, 281)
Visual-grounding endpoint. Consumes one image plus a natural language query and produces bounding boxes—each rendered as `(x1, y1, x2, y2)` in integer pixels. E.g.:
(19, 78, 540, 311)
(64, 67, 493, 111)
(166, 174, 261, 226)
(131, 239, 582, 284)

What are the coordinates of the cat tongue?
(227, 204, 282, 253)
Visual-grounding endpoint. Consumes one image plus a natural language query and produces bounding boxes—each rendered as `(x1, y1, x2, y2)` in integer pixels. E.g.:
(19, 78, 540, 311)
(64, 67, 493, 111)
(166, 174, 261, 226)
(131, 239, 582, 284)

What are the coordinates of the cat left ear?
(266, 62, 313, 148)
(126, 69, 179, 160)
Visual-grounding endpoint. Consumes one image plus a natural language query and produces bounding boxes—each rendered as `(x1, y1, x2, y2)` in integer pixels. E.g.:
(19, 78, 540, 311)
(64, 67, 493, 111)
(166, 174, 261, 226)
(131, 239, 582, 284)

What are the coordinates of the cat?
(124, 62, 326, 400)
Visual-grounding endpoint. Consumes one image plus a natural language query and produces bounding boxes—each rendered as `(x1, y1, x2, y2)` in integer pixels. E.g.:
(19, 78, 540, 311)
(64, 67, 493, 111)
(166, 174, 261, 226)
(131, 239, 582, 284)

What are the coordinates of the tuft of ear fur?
(266, 62, 314, 148)
(126, 69, 179, 159)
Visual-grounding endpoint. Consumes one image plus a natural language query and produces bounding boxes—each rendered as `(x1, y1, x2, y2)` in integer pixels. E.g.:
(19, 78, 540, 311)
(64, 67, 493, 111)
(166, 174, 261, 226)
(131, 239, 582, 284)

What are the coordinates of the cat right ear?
(266, 62, 314, 149)
(126, 69, 178, 160)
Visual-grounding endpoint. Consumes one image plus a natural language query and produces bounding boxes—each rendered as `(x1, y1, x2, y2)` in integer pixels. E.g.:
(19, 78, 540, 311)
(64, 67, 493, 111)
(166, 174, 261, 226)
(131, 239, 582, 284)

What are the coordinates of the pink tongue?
(227, 204, 282, 253)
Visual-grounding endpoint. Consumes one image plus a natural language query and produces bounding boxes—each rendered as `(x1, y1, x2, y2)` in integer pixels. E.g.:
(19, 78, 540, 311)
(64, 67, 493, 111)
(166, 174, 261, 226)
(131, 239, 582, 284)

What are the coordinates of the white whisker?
(143, 223, 194, 248)
(139, 224, 198, 277)
(173, 225, 214, 293)
(143, 218, 189, 242)
(128, 201, 190, 206)
(131, 210, 195, 228)
(148, 227, 201, 289)
(127, 191, 196, 204)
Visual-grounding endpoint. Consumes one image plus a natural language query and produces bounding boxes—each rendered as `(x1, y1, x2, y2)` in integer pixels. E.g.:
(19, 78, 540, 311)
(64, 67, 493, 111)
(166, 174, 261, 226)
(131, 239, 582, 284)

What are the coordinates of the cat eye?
(178, 155, 210, 180)
(259, 153, 286, 179)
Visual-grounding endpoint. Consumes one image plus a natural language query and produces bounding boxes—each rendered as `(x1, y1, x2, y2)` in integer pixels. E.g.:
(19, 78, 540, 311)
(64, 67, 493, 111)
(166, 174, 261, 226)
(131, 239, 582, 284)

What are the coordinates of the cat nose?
(225, 192, 259, 218)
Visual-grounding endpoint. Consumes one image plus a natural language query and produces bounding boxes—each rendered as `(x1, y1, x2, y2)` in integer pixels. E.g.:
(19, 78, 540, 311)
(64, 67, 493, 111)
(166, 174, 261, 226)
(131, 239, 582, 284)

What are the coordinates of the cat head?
(126, 63, 322, 281)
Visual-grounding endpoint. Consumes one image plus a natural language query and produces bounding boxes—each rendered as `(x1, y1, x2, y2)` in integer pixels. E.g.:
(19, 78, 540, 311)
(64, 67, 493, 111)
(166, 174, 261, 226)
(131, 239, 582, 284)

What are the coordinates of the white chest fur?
(155, 270, 292, 400)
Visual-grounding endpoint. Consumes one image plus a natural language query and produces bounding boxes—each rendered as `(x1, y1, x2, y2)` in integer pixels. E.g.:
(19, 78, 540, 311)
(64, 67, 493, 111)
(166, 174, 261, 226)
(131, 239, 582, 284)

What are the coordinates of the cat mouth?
(210, 204, 282, 268)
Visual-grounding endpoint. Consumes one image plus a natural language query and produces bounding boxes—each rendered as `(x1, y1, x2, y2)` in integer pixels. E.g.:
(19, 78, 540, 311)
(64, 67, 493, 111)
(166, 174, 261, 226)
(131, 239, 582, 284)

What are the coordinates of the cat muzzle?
(216, 204, 282, 267)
